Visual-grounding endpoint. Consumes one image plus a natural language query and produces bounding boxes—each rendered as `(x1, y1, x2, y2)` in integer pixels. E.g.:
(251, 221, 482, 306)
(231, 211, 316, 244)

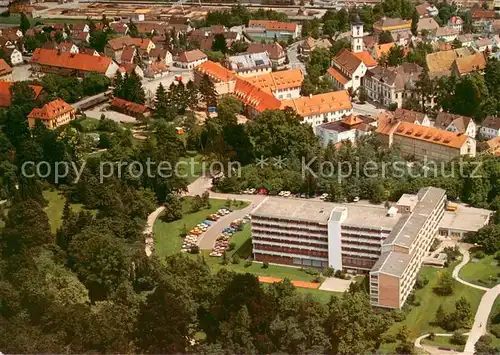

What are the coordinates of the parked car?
(320, 193, 329, 200)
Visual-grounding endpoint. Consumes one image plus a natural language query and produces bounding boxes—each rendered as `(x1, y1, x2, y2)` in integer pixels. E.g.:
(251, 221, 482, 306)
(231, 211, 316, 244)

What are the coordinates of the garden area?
(380, 264, 485, 352)
(460, 250, 500, 288)
(43, 190, 96, 233)
(421, 334, 466, 352)
(153, 196, 249, 258)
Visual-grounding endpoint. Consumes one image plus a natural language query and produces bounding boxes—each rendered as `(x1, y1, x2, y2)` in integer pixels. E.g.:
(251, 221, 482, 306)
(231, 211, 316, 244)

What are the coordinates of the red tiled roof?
(32, 48, 113, 74)
(232, 77, 281, 112)
(243, 68, 303, 92)
(327, 66, 349, 85)
(0, 59, 12, 76)
(107, 36, 153, 51)
(353, 51, 377, 68)
(28, 99, 74, 120)
(110, 97, 148, 114)
(0, 81, 43, 107)
(471, 9, 495, 20)
(147, 60, 168, 74)
(194, 60, 235, 83)
(281, 90, 352, 118)
(178, 49, 207, 63)
(248, 20, 297, 32)
(332, 49, 362, 75)
(247, 43, 285, 60)
(120, 46, 136, 63)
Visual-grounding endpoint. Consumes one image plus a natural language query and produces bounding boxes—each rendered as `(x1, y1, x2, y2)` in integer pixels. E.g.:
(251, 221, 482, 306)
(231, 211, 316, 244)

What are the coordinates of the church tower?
(351, 15, 364, 53)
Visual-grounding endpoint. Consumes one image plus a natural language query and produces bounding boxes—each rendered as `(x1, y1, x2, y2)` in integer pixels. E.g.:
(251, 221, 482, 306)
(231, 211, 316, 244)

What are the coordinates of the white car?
(283, 191, 291, 197)
(248, 188, 256, 194)
(320, 193, 329, 200)
(353, 196, 360, 202)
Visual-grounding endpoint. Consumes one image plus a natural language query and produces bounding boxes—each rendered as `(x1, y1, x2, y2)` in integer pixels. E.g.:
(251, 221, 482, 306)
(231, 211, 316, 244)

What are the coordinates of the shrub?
(451, 331, 467, 345)
(335, 270, 346, 279)
(428, 332, 436, 341)
(415, 274, 429, 289)
(190, 245, 200, 254)
(312, 275, 325, 283)
(322, 267, 335, 277)
(262, 261, 269, 269)
(490, 324, 500, 338)
(231, 254, 240, 264)
(302, 267, 320, 276)
(433, 273, 454, 296)
(474, 251, 486, 259)
(383, 334, 397, 343)
(227, 242, 236, 251)
(244, 260, 252, 268)
(391, 309, 407, 322)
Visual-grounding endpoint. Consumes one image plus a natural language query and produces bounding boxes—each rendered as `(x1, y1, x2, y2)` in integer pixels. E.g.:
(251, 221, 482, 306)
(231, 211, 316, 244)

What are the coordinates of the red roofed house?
(0, 59, 13, 81)
(246, 20, 301, 40)
(144, 60, 169, 79)
(104, 36, 155, 62)
(0, 81, 43, 107)
(327, 48, 368, 92)
(31, 48, 120, 78)
(110, 97, 149, 119)
(194, 60, 236, 95)
(175, 49, 207, 69)
(246, 42, 286, 67)
(27, 99, 76, 129)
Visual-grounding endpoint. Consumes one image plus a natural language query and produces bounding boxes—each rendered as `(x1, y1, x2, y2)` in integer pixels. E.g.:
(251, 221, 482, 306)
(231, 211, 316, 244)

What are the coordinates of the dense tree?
(378, 31, 393, 44)
(20, 13, 31, 35)
(114, 72, 146, 104)
(211, 33, 228, 53)
(81, 73, 111, 96)
(199, 74, 218, 108)
(466, 224, 500, 254)
(411, 9, 419, 36)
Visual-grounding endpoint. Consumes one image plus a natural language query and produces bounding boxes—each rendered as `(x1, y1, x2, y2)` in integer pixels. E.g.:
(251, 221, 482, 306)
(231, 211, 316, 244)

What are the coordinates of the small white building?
(430, 26, 458, 43)
(316, 114, 376, 146)
(175, 49, 207, 69)
(480, 116, 500, 139)
(5, 48, 22, 66)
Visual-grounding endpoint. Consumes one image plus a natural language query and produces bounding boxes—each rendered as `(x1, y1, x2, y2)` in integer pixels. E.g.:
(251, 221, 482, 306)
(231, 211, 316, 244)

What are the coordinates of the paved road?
(352, 102, 385, 117)
(144, 206, 165, 257)
(286, 40, 307, 74)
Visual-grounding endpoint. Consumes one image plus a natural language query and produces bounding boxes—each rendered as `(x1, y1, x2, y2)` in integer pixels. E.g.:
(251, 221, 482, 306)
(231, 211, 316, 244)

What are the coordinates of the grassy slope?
(43, 190, 85, 233)
(178, 154, 203, 184)
(460, 253, 500, 288)
(421, 336, 465, 351)
(380, 265, 484, 352)
(489, 295, 500, 348)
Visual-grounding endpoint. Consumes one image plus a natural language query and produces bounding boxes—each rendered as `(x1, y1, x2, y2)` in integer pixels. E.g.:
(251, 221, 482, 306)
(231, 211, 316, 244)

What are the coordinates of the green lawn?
(43, 190, 96, 233)
(178, 154, 203, 183)
(295, 287, 338, 304)
(381, 265, 485, 347)
(460, 253, 500, 288)
(153, 197, 248, 258)
(489, 296, 500, 348)
(422, 336, 465, 351)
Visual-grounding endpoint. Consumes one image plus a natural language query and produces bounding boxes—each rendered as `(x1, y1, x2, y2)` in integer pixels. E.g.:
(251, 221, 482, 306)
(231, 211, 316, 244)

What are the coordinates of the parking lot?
(12, 64, 33, 82)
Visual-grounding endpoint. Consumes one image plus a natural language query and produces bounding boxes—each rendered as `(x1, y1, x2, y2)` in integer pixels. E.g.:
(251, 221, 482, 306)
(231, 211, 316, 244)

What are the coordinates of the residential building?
(435, 112, 477, 138)
(226, 52, 272, 77)
(242, 68, 303, 100)
(439, 205, 492, 239)
(144, 60, 169, 78)
(429, 26, 458, 42)
(299, 37, 332, 58)
(119, 46, 136, 64)
(451, 52, 487, 76)
(80, 48, 99, 56)
(0, 81, 43, 107)
(110, 97, 149, 118)
(4, 48, 22, 66)
(373, 17, 412, 35)
(232, 77, 281, 118)
(363, 63, 423, 108)
(72, 31, 90, 45)
(281, 90, 353, 127)
(194, 60, 236, 95)
(492, 34, 500, 49)
(175, 49, 207, 69)
(376, 115, 476, 161)
(71, 23, 90, 33)
(104, 36, 155, 62)
(42, 41, 79, 54)
(458, 34, 475, 47)
(119, 63, 144, 78)
(247, 43, 286, 67)
(425, 47, 476, 78)
(448, 16, 464, 33)
(370, 187, 446, 308)
(393, 108, 431, 126)
(27, 98, 76, 129)
(474, 38, 493, 52)
(31, 49, 119, 78)
(327, 48, 369, 92)
(246, 20, 300, 40)
(109, 22, 129, 36)
(0, 59, 12, 81)
(372, 42, 396, 61)
(417, 17, 440, 34)
(483, 136, 500, 156)
(480, 116, 500, 139)
(148, 47, 172, 65)
(416, 2, 438, 18)
(316, 114, 376, 146)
